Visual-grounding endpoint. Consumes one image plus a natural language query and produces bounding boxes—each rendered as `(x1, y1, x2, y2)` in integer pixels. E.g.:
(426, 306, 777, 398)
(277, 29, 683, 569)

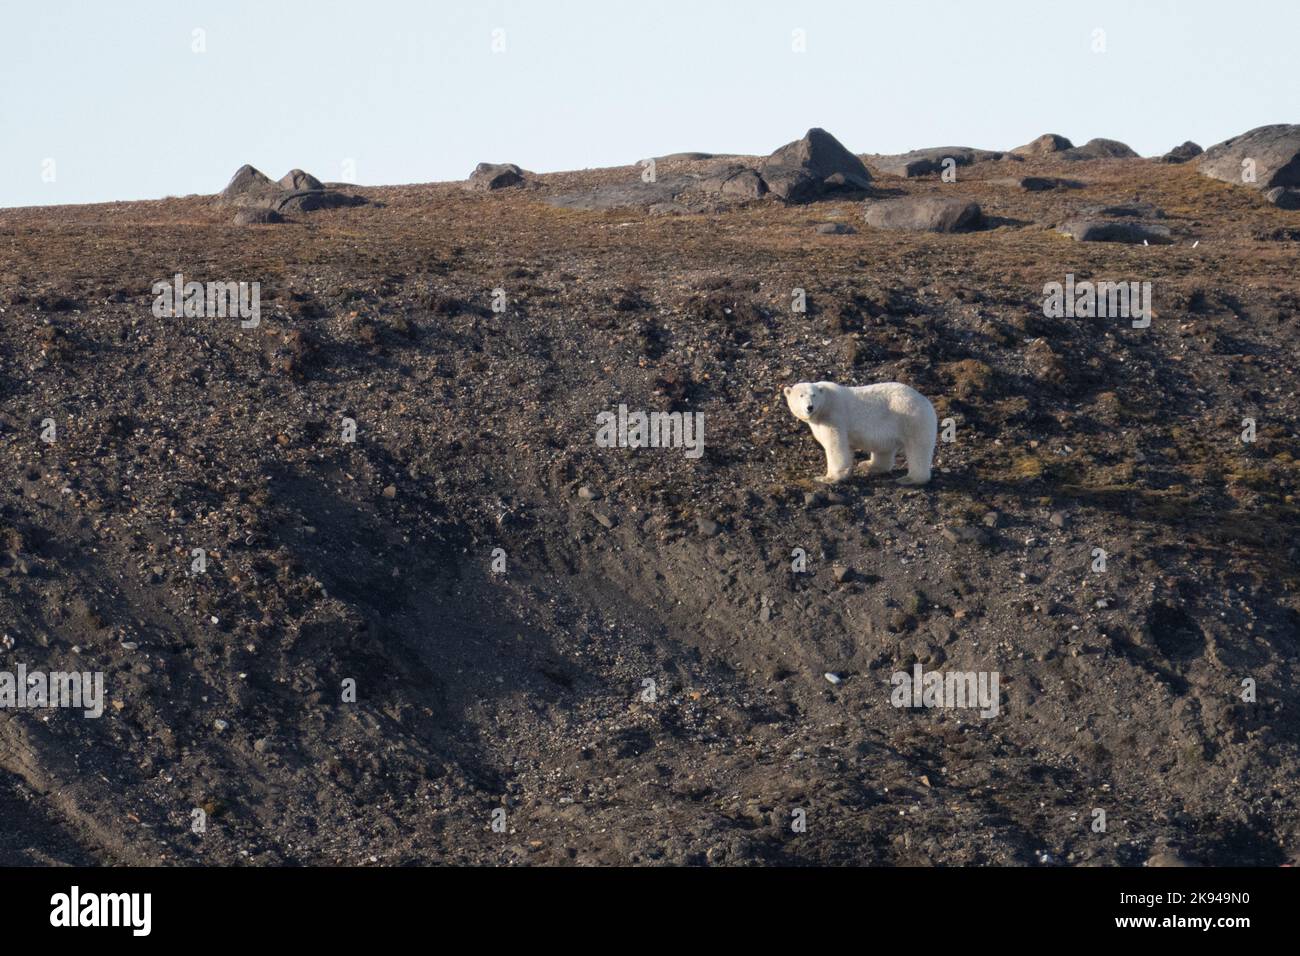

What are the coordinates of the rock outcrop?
(1012, 133, 1074, 157)
(1198, 125, 1300, 193)
(466, 162, 526, 191)
(868, 146, 1013, 178)
(759, 128, 872, 201)
(1061, 138, 1139, 160)
(1009, 133, 1136, 161)
(1160, 141, 1203, 164)
(548, 129, 872, 210)
(217, 165, 367, 214)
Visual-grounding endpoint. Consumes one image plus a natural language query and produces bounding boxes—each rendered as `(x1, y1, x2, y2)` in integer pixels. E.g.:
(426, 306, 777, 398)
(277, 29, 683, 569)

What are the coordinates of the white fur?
(783, 381, 937, 485)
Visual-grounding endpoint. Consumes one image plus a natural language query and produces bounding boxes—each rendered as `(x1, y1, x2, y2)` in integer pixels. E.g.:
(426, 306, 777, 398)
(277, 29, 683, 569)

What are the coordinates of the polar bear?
(783, 381, 937, 485)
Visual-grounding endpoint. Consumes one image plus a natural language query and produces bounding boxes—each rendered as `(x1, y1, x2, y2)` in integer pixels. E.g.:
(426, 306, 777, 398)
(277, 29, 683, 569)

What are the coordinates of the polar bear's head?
(783, 382, 826, 422)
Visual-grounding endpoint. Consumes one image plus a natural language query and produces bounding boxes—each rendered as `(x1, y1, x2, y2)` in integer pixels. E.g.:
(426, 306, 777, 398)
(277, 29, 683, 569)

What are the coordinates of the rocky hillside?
(1, 127, 1298, 865)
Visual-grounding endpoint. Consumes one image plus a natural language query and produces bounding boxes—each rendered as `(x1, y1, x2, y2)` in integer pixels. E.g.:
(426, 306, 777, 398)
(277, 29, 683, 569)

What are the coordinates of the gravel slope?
(1, 154, 1298, 865)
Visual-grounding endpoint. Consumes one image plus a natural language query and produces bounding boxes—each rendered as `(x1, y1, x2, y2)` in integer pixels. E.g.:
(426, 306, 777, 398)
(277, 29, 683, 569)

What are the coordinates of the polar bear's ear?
(782, 386, 791, 396)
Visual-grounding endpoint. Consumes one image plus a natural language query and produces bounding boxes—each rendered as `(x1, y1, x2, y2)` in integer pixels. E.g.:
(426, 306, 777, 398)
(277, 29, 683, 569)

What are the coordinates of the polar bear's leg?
(815, 426, 855, 483)
(897, 433, 935, 485)
(864, 447, 896, 474)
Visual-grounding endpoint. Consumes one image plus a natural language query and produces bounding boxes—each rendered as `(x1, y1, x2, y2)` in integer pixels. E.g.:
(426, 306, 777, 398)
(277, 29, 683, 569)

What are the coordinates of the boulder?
(1198, 125, 1300, 190)
(466, 162, 526, 191)
(816, 223, 856, 235)
(1062, 138, 1139, 160)
(1058, 219, 1173, 244)
(279, 169, 325, 191)
(868, 146, 1012, 178)
(1160, 141, 1203, 164)
(760, 128, 872, 202)
(863, 197, 983, 232)
(1012, 133, 1074, 157)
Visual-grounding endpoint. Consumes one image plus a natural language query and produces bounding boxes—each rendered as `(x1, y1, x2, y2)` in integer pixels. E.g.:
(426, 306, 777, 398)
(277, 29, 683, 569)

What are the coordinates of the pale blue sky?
(1, 0, 1295, 208)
